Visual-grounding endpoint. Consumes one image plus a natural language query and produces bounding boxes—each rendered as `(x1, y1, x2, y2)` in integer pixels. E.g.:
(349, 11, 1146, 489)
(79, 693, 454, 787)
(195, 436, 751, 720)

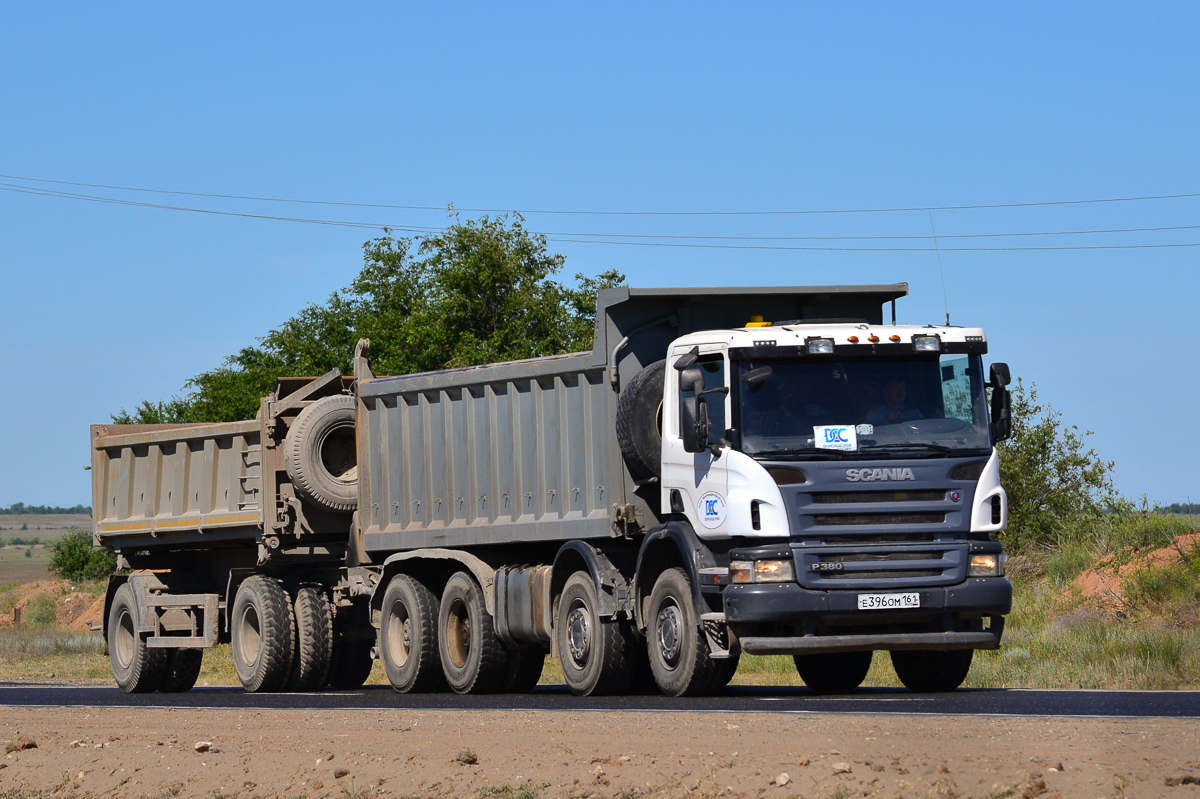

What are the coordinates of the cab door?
(662, 345, 732, 537)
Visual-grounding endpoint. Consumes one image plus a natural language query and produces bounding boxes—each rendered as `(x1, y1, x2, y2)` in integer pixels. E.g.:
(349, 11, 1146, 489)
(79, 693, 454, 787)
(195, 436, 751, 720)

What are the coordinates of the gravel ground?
(2, 707, 1198, 798)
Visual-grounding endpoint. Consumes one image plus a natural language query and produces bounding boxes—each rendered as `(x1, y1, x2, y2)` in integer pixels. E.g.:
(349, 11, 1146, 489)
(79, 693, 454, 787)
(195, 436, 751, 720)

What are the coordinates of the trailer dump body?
(91, 420, 263, 550)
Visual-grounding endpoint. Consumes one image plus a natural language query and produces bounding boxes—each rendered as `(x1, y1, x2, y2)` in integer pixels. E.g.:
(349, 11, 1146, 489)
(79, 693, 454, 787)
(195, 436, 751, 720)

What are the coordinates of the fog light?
(806, 337, 834, 355)
(969, 553, 1000, 577)
(913, 334, 941, 352)
(754, 559, 796, 583)
(730, 560, 754, 584)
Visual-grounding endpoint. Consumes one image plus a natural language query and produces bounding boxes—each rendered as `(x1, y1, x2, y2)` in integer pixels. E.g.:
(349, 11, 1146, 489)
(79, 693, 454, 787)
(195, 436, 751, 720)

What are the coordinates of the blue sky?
(1, 4, 1197, 506)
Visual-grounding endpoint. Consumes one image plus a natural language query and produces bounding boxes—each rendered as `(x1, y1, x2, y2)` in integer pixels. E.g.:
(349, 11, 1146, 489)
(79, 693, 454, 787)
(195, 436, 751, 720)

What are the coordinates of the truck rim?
(236, 605, 263, 666)
(385, 599, 412, 667)
(318, 424, 357, 484)
(114, 608, 136, 670)
(656, 601, 682, 668)
(445, 598, 471, 669)
(565, 603, 591, 667)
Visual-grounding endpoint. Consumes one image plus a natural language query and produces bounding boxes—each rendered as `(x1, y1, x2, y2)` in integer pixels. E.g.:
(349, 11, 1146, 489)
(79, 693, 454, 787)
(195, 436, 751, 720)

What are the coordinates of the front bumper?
(723, 577, 1012, 654)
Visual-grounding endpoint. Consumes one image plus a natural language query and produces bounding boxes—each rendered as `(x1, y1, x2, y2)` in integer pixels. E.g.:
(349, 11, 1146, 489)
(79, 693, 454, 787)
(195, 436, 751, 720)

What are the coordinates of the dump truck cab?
(643, 319, 1014, 692)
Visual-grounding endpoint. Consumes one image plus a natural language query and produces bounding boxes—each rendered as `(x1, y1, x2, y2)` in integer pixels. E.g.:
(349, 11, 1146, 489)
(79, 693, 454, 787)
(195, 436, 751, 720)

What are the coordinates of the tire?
(555, 573, 634, 696)
(107, 584, 168, 693)
(438, 572, 508, 694)
(159, 649, 203, 693)
(231, 576, 295, 693)
(615, 360, 666, 480)
(794, 651, 873, 694)
(379, 575, 445, 693)
(502, 646, 547, 694)
(645, 567, 732, 697)
(890, 649, 973, 692)
(326, 627, 375, 689)
(285, 394, 358, 513)
(286, 585, 333, 692)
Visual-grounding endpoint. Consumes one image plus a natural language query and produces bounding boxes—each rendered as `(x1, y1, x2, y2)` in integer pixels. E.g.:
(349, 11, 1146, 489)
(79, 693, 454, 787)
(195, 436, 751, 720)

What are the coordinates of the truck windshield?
(735, 353, 991, 457)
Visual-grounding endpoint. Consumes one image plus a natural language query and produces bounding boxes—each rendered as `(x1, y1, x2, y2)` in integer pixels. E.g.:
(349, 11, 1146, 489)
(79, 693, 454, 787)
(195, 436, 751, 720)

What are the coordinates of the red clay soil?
(0, 580, 105, 631)
(1068, 533, 1200, 615)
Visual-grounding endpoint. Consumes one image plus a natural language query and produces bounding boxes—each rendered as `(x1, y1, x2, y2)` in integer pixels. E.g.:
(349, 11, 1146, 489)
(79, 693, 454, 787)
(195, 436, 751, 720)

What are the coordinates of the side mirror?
(989, 362, 1011, 388)
(680, 396, 709, 453)
(990, 387, 1012, 443)
(679, 366, 705, 395)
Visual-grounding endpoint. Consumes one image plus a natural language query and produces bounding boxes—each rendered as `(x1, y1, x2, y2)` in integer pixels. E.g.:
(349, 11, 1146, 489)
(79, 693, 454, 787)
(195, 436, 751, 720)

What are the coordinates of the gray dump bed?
(91, 420, 264, 549)
(355, 284, 907, 557)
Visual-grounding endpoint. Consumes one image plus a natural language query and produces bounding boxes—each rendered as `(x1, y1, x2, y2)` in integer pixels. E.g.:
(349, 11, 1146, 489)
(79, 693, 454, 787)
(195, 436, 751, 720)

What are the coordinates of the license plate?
(857, 592, 920, 610)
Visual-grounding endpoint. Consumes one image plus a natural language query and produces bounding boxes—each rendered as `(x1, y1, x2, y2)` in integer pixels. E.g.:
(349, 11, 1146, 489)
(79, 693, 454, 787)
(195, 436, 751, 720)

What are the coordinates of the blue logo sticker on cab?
(696, 491, 727, 529)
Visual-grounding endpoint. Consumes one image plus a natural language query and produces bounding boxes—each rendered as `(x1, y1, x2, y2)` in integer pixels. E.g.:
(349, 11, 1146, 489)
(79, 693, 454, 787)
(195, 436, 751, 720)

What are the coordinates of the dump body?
(91, 420, 264, 551)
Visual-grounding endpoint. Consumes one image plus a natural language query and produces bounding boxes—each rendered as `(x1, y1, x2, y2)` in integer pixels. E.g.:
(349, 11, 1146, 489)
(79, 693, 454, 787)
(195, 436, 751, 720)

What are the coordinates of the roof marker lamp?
(913, 334, 942, 352)
(805, 337, 834, 355)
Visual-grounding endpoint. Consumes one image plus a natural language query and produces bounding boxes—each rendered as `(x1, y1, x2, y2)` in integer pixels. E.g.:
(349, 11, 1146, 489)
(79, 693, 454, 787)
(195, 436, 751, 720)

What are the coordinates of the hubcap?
(115, 608, 135, 669)
(565, 603, 591, 667)
(445, 598, 471, 669)
(386, 599, 411, 667)
(656, 602, 682, 667)
(237, 604, 262, 666)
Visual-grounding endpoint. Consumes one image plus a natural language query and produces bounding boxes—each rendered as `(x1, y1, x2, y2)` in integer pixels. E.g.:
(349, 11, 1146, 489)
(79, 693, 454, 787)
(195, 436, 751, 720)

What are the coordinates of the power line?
(4, 180, 1200, 252)
(3, 171, 1200, 217)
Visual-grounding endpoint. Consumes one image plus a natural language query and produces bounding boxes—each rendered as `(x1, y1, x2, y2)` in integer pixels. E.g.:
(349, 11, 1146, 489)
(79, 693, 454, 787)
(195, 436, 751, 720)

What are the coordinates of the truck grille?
(811, 490, 946, 504)
(813, 512, 945, 526)
(793, 543, 966, 589)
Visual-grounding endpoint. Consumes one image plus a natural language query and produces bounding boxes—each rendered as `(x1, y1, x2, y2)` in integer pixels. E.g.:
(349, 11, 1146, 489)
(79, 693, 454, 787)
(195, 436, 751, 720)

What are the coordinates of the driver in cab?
(865, 379, 924, 425)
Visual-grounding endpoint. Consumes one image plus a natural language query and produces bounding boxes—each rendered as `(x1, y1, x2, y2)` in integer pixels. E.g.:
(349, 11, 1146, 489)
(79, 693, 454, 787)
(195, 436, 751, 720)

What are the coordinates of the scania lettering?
(91, 284, 1012, 698)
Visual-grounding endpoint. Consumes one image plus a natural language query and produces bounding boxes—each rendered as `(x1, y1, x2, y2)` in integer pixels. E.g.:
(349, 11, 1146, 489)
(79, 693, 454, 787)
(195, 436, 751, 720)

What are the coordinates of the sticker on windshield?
(696, 491, 727, 529)
(814, 424, 858, 452)
(855, 423, 874, 436)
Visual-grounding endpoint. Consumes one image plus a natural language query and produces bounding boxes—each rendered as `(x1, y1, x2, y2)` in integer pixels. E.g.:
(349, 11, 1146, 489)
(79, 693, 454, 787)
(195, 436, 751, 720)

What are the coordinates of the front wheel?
(794, 651, 873, 694)
(890, 649, 973, 692)
(555, 573, 633, 696)
(646, 567, 733, 697)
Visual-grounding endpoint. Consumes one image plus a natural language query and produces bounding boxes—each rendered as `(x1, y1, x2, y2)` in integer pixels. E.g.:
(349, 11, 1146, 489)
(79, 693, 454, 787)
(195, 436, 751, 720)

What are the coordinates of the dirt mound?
(0, 580, 105, 631)
(1067, 532, 1200, 615)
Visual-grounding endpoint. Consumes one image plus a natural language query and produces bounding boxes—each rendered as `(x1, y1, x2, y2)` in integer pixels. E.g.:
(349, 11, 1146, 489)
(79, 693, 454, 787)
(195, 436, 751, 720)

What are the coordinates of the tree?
(996, 379, 1119, 552)
(47, 529, 119, 581)
(116, 215, 625, 424)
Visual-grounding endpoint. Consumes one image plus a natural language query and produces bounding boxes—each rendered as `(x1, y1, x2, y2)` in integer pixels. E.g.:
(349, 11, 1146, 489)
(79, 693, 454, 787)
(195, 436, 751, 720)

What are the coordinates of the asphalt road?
(1, 683, 1197, 718)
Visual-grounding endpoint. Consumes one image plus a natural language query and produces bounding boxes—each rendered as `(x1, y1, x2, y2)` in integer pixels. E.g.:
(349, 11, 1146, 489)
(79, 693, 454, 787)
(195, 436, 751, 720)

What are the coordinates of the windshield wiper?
(750, 449, 857, 461)
(859, 443, 988, 457)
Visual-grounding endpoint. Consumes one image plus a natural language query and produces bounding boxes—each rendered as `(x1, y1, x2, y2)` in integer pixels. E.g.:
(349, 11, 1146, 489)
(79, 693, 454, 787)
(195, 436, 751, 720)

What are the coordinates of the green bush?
(47, 529, 117, 581)
(24, 594, 58, 629)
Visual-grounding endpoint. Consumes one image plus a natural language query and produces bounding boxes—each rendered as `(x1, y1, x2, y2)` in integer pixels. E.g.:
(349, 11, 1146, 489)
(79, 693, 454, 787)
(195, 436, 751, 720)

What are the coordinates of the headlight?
(754, 559, 795, 583)
(969, 553, 1000, 577)
(730, 559, 795, 583)
(912, 334, 941, 352)
(806, 337, 834, 355)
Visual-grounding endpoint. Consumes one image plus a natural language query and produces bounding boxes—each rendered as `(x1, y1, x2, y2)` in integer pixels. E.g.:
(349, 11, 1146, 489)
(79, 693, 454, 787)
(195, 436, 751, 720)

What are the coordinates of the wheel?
(326, 629, 375, 689)
(107, 583, 167, 693)
(159, 649, 203, 693)
(438, 572, 508, 694)
(286, 584, 333, 692)
(231, 576, 295, 693)
(379, 575, 445, 693)
(645, 567, 732, 697)
(794, 651, 873, 694)
(502, 646, 547, 694)
(556, 572, 633, 696)
(284, 394, 358, 513)
(615, 360, 666, 480)
(890, 649, 973, 692)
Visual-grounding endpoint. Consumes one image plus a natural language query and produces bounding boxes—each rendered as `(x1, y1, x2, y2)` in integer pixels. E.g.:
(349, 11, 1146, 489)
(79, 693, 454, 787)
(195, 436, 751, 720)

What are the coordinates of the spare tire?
(616, 359, 666, 480)
(285, 394, 358, 513)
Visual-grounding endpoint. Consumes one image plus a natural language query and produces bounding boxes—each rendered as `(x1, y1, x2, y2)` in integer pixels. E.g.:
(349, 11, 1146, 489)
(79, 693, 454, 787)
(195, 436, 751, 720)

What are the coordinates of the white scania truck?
(92, 284, 1012, 696)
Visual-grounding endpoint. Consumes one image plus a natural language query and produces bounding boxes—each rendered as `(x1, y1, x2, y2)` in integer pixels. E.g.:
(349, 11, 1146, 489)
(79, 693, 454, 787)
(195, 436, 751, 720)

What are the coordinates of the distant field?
(0, 543, 53, 583)
(0, 513, 91, 542)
